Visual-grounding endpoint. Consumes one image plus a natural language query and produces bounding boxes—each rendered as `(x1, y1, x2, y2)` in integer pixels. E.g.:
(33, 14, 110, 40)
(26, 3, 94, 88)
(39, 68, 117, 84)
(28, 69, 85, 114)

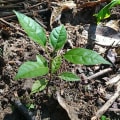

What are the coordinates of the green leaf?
(31, 79, 48, 94)
(26, 103, 35, 109)
(49, 25, 67, 51)
(15, 55, 49, 79)
(36, 54, 48, 67)
(95, 0, 120, 23)
(51, 56, 62, 73)
(13, 10, 47, 47)
(59, 72, 80, 81)
(101, 115, 107, 120)
(63, 48, 111, 65)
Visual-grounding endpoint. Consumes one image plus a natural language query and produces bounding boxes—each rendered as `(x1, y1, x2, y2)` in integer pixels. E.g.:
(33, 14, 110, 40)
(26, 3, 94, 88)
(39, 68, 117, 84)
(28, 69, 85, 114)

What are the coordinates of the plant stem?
(45, 47, 51, 59)
(45, 46, 55, 94)
(46, 58, 52, 94)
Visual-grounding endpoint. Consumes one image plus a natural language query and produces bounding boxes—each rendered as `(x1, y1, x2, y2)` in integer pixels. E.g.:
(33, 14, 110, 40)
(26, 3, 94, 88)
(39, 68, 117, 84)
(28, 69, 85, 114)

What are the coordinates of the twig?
(91, 81, 120, 120)
(0, 12, 15, 17)
(1, 9, 49, 20)
(0, 0, 24, 4)
(0, 5, 23, 9)
(0, 9, 26, 18)
(108, 108, 120, 112)
(115, 81, 120, 88)
(87, 68, 112, 80)
(0, 18, 25, 35)
(106, 74, 120, 85)
(29, 2, 47, 9)
(34, 17, 47, 29)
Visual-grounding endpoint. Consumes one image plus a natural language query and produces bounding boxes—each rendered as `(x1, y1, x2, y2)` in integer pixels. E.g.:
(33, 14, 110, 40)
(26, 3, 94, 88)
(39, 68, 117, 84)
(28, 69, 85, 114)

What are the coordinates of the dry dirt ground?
(0, 0, 120, 120)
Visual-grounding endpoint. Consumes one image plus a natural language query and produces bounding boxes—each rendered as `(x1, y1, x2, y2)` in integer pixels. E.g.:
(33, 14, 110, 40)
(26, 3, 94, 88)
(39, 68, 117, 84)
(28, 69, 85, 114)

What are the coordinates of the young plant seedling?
(95, 0, 120, 23)
(14, 11, 111, 94)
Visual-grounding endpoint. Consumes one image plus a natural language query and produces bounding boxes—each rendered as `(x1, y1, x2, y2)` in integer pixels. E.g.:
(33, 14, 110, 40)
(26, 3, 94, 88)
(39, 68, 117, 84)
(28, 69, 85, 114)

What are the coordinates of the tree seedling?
(14, 11, 111, 94)
(95, 0, 120, 23)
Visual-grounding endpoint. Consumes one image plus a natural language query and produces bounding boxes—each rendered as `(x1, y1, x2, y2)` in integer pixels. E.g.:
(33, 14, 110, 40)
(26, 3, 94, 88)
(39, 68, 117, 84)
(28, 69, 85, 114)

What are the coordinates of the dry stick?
(115, 80, 120, 88)
(91, 82, 120, 120)
(0, 0, 24, 4)
(0, 5, 23, 9)
(1, 8, 49, 20)
(108, 108, 120, 112)
(0, 18, 25, 36)
(0, 9, 25, 18)
(87, 68, 112, 80)
(29, 2, 47, 9)
(106, 74, 120, 85)
(34, 17, 47, 29)
(0, 12, 16, 18)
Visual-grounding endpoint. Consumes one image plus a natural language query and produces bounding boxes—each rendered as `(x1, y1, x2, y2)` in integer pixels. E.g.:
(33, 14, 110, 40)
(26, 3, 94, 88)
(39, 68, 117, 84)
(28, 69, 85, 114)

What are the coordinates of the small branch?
(1, 9, 49, 20)
(0, 5, 23, 9)
(87, 68, 112, 80)
(34, 17, 47, 29)
(115, 81, 120, 88)
(29, 2, 47, 9)
(0, 18, 25, 36)
(106, 74, 120, 86)
(108, 108, 120, 112)
(0, 0, 24, 4)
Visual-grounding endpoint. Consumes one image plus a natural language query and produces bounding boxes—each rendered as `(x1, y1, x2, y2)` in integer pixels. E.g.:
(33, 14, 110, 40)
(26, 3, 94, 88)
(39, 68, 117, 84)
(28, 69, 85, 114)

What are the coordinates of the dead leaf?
(56, 91, 79, 120)
(75, 0, 111, 8)
(82, 22, 120, 47)
(50, 1, 76, 28)
(107, 49, 117, 63)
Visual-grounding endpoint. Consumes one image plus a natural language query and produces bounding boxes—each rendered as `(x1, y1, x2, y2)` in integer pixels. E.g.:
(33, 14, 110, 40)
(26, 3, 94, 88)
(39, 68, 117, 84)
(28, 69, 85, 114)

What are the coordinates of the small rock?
(0, 81, 5, 89)
(23, 79, 33, 90)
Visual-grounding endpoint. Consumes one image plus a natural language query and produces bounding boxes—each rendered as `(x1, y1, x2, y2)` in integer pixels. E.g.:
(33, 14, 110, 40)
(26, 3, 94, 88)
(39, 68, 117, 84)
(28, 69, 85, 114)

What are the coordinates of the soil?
(0, 0, 120, 120)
